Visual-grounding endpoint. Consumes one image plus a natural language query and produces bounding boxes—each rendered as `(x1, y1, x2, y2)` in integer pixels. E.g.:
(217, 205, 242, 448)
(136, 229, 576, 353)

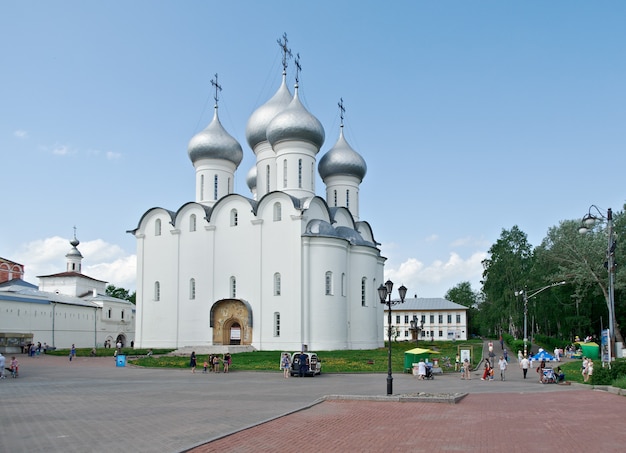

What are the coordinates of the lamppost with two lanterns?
(378, 280, 407, 395)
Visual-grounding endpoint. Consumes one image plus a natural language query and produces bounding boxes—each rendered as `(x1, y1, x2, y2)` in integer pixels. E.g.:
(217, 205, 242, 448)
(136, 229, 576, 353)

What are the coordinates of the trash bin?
(116, 354, 126, 367)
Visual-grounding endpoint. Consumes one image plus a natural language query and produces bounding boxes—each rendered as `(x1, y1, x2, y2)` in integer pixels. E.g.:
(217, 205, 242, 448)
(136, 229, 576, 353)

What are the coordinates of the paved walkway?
(0, 344, 623, 452)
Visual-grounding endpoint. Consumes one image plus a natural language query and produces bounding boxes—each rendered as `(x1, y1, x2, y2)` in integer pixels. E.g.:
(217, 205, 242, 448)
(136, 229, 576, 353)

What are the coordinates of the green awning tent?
(404, 347, 440, 372)
(574, 342, 599, 360)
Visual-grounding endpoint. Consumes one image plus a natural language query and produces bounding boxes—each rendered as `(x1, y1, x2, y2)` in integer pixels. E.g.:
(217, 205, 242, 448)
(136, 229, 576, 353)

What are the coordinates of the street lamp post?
(578, 205, 617, 361)
(378, 280, 407, 395)
(515, 281, 566, 356)
(410, 316, 424, 346)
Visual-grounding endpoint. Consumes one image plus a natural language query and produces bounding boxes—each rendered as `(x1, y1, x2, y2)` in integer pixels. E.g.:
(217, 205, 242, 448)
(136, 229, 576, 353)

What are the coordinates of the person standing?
(281, 353, 291, 379)
(223, 353, 231, 373)
(0, 353, 5, 379)
(481, 360, 491, 381)
(10, 356, 19, 377)
(585, 359, 593, 383)
(462, 358, 471, 380)
(69, 344, 76, 362)
(417, 359, 426, 380)
(202, 359, 208, 374)
(190, 351, 197, 374)
(298, 351, 308, 377)
(455, 354, 460, 371)
(498, 356, 508, 381)
(520, 355, 530, 379)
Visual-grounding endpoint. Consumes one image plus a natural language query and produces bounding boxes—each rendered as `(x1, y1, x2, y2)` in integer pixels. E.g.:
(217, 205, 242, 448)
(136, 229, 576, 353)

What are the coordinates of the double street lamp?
(378, 279, 407, 395)
(578, 205, 616, 361)
(515, 281, 566, 356)
(410, 316, 424, 346)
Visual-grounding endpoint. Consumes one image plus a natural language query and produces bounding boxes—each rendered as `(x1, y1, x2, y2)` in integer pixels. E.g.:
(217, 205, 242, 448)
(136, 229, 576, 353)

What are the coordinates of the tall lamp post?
(410, 316, 424, 346)
(578, 205, 617, 361)
(515, 281, 566, 356)
(378, 280, 407, 395)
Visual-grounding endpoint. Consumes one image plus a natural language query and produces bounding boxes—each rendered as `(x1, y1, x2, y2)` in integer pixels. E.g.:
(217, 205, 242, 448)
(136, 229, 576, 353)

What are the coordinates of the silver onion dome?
(266, 86, 325, 149)
(318, 127, 367, 181)
(188, 107, 243, 166)
(246, 165, 257, 191)
(245, 74, 293, 150)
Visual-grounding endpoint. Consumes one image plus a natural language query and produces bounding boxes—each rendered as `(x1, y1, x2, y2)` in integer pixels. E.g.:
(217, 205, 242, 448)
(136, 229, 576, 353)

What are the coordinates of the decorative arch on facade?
(209, 299, 253, 346)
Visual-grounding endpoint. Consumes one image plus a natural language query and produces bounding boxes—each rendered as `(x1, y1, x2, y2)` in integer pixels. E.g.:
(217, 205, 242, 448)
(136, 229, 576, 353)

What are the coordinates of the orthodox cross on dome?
(70, 225, 79, 246)
(277, 32, 292, 73)
(338, 98, 346, 127)
(294, 53, 302, 84)
(210, 73, 222, 107)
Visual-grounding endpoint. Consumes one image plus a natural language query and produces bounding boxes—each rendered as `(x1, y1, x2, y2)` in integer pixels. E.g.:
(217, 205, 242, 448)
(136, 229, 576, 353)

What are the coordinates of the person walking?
(520, 355, 530, 379)
(498, 356, 507, 381)
(481, 359, 491, 381)
(0, 353, 5, 379)
(223, 353, 231, 373)
(190, 351, 197, 373)
(462, 358, 471, 380)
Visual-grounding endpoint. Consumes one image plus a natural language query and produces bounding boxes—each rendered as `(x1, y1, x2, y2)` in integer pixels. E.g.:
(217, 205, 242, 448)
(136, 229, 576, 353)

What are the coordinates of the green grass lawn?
(47, 340, 483, 373)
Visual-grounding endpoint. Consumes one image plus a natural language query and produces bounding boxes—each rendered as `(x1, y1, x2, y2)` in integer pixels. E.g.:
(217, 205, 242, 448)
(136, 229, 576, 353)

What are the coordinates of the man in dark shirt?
(298, 352, 308, 377)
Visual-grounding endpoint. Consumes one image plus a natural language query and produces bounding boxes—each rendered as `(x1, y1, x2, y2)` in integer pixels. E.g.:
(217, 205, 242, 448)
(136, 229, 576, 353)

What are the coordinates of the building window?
(429, 314, 434, 323)
(404, 315, 409, 323)
(121, 310, 125, 320)
(274, 273, 281, 296)
(230, 276, 236, 298)
(107, 308, 112, 319)
(214, 174, 218, 200)
(283, 160, 287, 188)
(154, 281, 160, 301)
(298, 159, 302, 188)
(325, 271, 333, 295)
(346, 190, 350, 209)
(190, 214, 197, 232)
(438, 315, 443, 324)
(395, 315, 400, 324)
(342, 273, 346, 297)
(333, 190, 337, 206)
(273, 202, 282, 221)
(361, 277, 366, 306)
(230, 209, 238, 226)
(311, 162, 315, 191)
(274, 312, 280, 337)
(155, 219, 162, 236)
(447, 314, 452, 324)
(266, 165, 271, 193)
(190, 278, 196, 300)
(421, 314, 426, 323)
(200, 175, 205, 200)
(404, 330, 409, 337)
(456, 314, 461, 323)
(439, 330, 443, 337)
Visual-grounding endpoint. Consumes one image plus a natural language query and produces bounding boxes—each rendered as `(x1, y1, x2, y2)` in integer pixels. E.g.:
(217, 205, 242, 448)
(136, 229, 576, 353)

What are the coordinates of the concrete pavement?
(0, 346, 623, 452)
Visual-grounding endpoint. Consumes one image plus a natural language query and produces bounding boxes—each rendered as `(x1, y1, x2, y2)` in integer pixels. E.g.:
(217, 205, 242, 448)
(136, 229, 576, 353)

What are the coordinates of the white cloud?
(106, 151, 122, 160)
(13, 236, 136, 290)
(50, 144, 73, 156)
(425, 234, 439, 242)
(14, 129, 28, 139)
(384, 251, 486, 298)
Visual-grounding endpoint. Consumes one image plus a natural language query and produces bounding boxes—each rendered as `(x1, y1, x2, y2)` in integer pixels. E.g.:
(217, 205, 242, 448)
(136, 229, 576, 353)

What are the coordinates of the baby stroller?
(424, 364, 434, 380)
(542, 367, 556, 384)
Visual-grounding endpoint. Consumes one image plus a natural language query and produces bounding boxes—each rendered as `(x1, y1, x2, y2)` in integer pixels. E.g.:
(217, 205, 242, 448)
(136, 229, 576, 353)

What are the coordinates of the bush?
(590, 360, 626, 385)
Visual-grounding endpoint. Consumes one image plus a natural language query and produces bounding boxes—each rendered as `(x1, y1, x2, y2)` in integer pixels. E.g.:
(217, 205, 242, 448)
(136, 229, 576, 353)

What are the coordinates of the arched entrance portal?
(210, 299, 253, 346)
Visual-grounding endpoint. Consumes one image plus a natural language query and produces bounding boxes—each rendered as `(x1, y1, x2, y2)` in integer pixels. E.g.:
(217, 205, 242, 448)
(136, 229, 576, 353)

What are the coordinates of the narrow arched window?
(341, 273, 346, 297)
(230, 276, 236, 298)
(298, 159, 303, 188)
(189, 278, 196, 300)
(200, 175, 205, 200)
(283, 159, 287, 188)
(190, 214, 197, 232)
(230, 209, 238, 226)
(333, 190, 337, 207)
(274, 312, 280, 337)
(155, 219, 162, 236)
(361, 277, 367, 306)
(274, 272, 281, 296)
(325, 271, 333, 296)
(214, 174, 218, 200)
(266, 165, 271, 193)
(311, 162, 315, 191)
(346, 190, 350, 209)
(154, 281, 161, 301)
(273, 202, 282, 221)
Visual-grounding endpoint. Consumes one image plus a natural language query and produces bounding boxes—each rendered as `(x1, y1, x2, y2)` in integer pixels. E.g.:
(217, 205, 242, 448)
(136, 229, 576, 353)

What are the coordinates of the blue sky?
(2, 1, 625, 297)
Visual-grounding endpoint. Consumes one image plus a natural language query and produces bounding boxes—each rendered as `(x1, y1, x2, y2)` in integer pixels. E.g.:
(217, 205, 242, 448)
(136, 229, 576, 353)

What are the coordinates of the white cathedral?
(129, 44, 387, 351)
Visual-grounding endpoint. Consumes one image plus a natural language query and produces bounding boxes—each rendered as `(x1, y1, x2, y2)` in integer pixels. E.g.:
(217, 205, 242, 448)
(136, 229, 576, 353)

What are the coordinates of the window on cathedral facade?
(274, 312, 280, 337)
(155, 219, 162, 236)
(273, 202, 281, 221)
(190, 214, 196, 232)
(154, 281, 161, 301)
(121, 310, 125, 320)
(266, 165, 271, 193)
(283, 160, 287, 188)
(274, 273, 281, 296)
(325, 271, 333, 295)
(333, 190, 337, 206)
(107, 308, 112, 319)
(200, 175, 205, 200)
(230, 209, 238, 226)
(214, 174, 218, 200)
(361, 277, 367, 306)
(230, 276, 236, 298)
(346, 190, 350, 209)
(341, 273, 346, 296)
(190, 278, 196, 300)
(298, 159, 302, 188)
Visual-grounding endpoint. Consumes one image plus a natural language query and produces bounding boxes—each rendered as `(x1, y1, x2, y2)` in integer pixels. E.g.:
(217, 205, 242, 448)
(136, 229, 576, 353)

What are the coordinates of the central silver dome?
(266, 88, 325, 149)
(245, 75, 292, 150)
(188, 108, 243, 166)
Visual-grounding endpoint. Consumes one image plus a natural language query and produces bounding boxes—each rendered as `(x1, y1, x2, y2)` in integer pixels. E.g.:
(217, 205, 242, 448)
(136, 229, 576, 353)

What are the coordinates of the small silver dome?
(266, 87, 325, 149)
(188, 107, 243, 166)
(318, 128, 367, 181)
(246, 165, 257, 190)
(245, 74, 292, 150)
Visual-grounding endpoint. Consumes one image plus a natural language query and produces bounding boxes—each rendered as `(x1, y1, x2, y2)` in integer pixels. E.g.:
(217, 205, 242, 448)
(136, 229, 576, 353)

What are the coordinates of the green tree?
(106, 285, 136, 304)
(479, 226, 534, 338)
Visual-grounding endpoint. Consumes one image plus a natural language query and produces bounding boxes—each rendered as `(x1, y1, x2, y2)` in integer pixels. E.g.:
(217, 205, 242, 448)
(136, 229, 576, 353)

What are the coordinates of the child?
(10, 356, 19, 377)
(203, 359, 208, 374)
